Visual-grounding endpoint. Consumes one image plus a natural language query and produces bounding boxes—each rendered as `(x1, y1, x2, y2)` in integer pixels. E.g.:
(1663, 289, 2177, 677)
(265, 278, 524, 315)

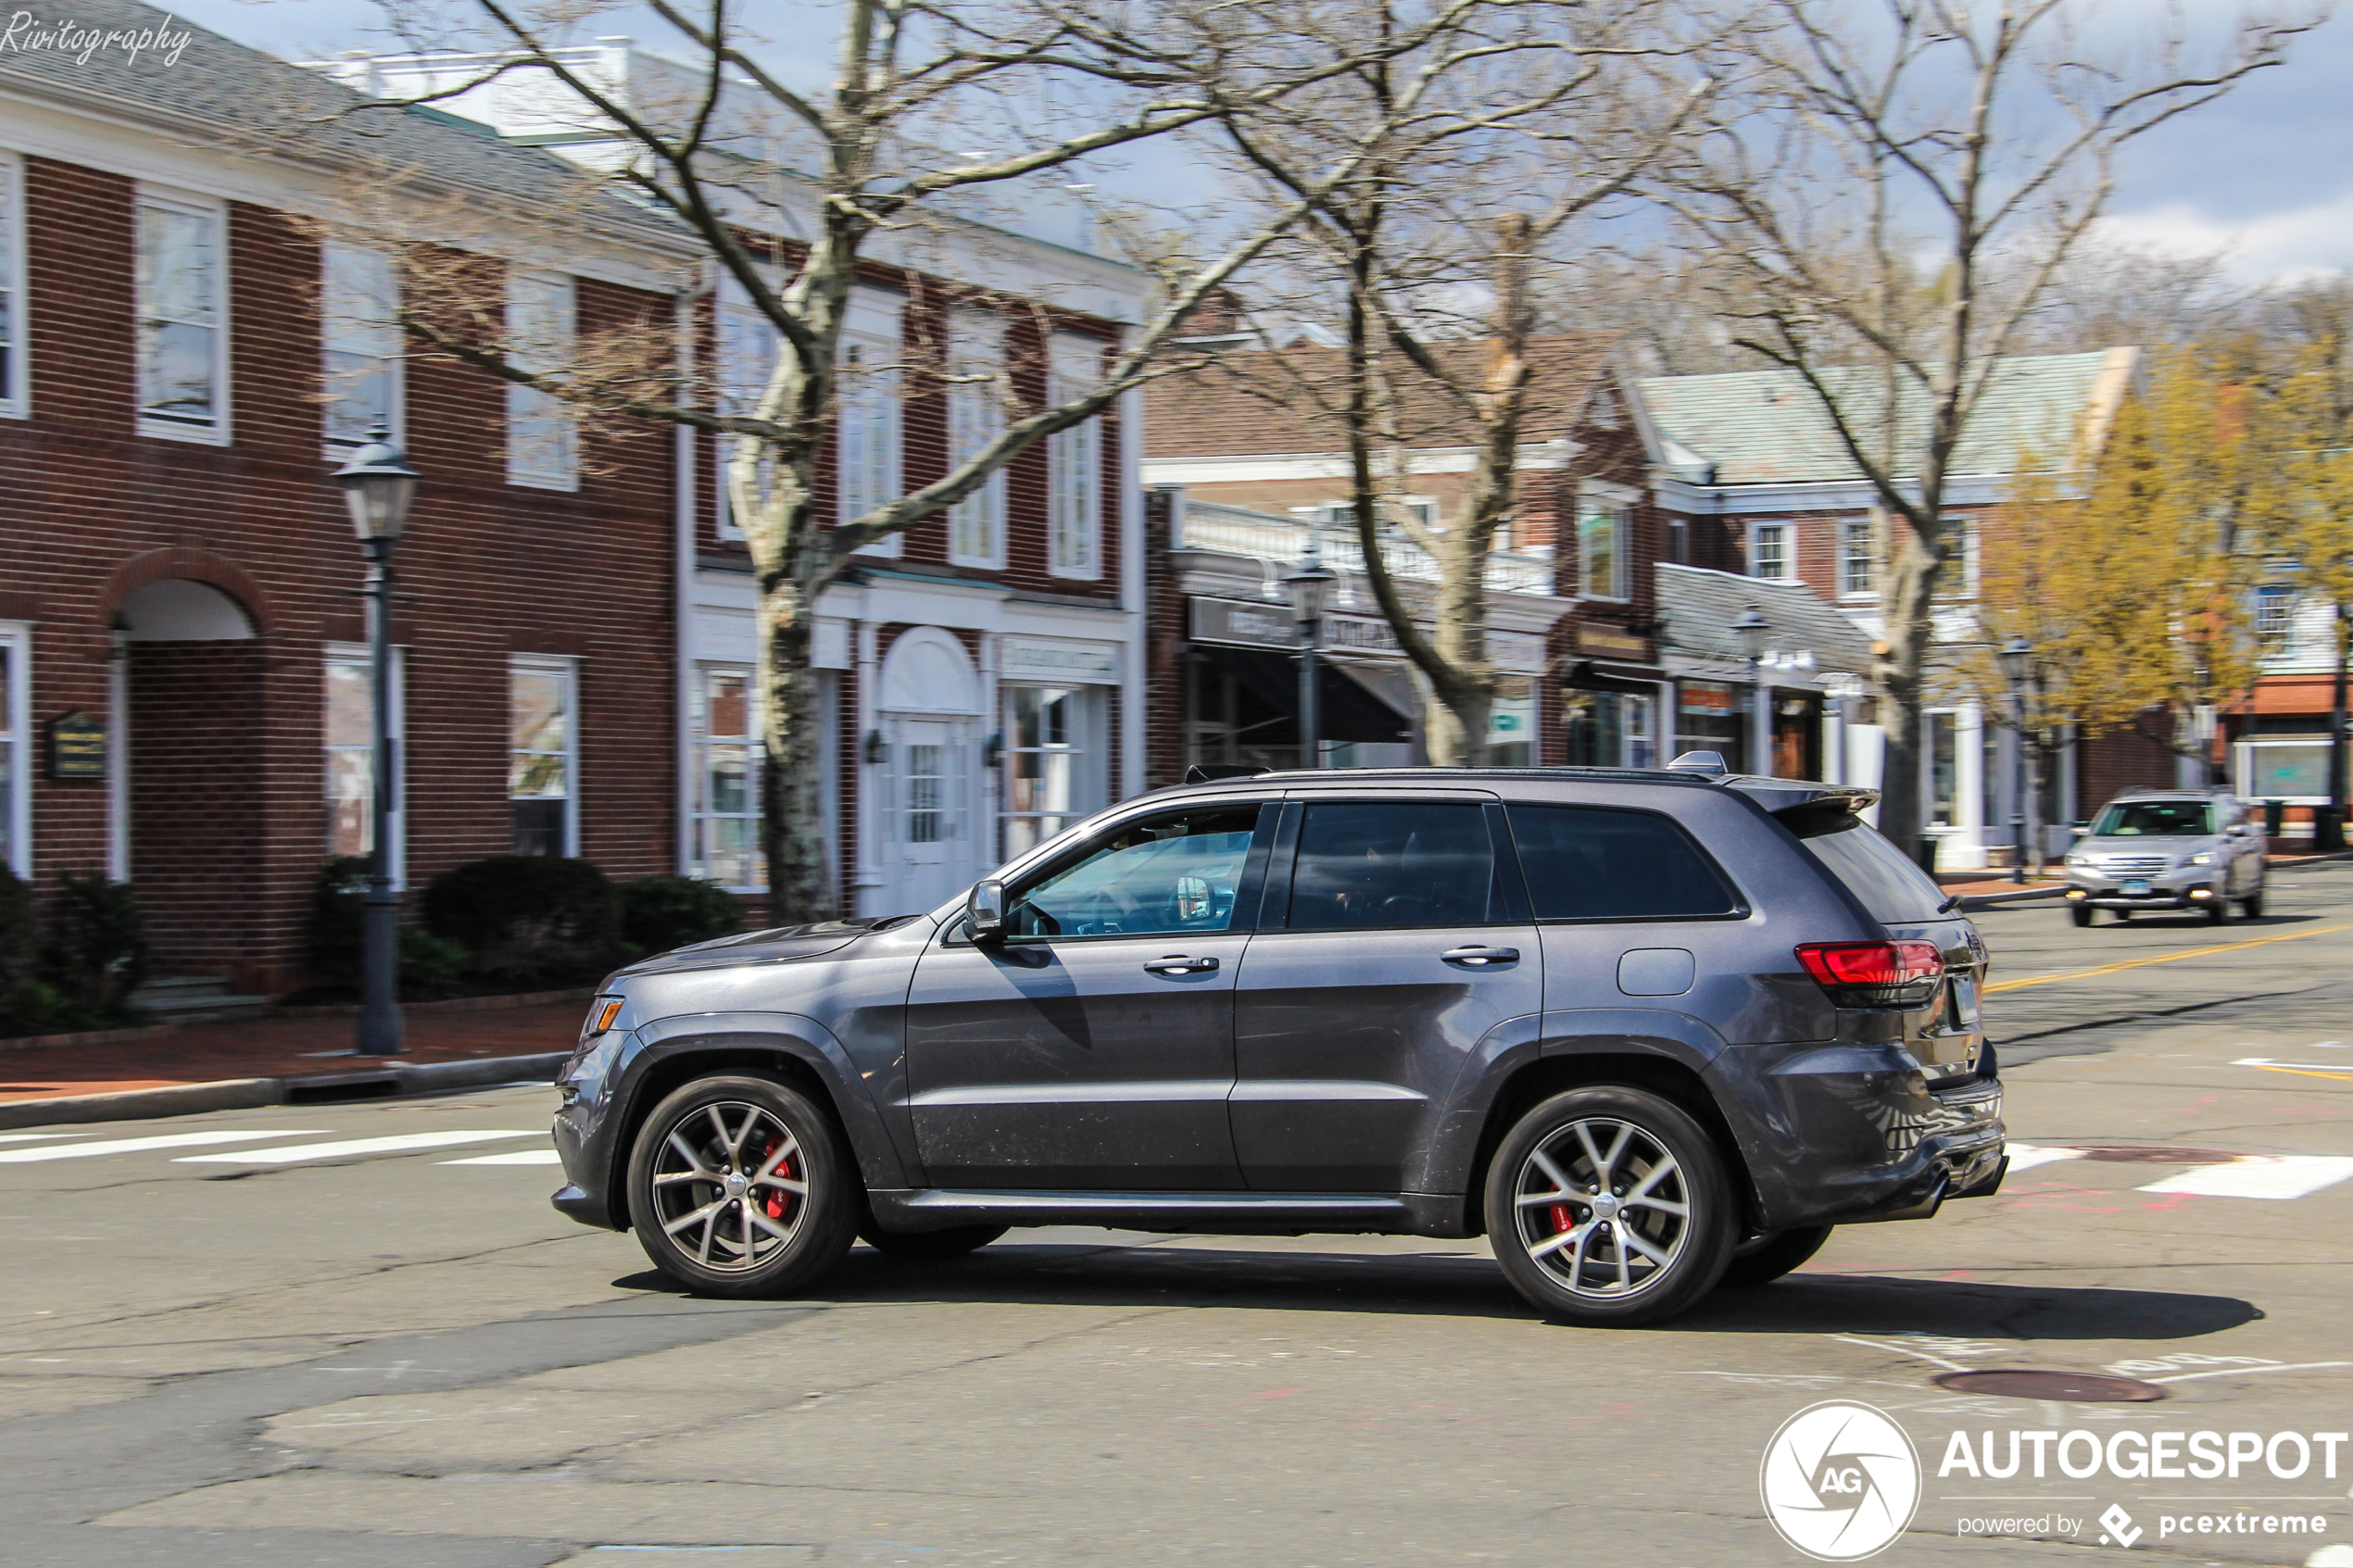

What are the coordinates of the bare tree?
(332, 0, 1485, 918)
(1192, 0, 1719, 762)
(1658, 0, 2314, 854)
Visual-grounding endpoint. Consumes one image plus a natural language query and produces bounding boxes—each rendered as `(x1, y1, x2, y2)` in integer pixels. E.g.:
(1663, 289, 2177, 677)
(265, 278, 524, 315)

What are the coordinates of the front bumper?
(2065, 871, 2216, 910)
(548, 1029, 631, 1230)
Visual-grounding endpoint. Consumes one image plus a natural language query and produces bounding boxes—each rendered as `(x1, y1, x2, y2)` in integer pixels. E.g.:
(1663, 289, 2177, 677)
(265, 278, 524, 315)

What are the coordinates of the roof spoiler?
(1184, 763, 1274, 784)
(1771, 787, 1881, 839)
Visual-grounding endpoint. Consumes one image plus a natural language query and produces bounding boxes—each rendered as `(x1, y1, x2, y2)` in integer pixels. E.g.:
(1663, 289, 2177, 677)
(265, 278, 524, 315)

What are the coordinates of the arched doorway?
(875, 628, 984, 912)
(114, 578, 265, 990)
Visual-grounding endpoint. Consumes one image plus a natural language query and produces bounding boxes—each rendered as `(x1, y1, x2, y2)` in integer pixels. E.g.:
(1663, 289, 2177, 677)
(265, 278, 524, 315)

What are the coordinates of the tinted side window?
(1288, 802, 1498, 929)
(1008, 805, 1262, 938)
(1797, 822, 1949, 923)
(1507, 805, 1740, 921)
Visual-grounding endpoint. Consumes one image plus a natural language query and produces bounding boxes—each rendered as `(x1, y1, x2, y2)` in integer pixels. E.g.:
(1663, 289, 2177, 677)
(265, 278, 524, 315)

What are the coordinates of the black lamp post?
(1285, 536, 1337, 770)
(1999, 635, 2037, 884)
(1732, 604, 1769, 775)
(332, 424, 421, 1057)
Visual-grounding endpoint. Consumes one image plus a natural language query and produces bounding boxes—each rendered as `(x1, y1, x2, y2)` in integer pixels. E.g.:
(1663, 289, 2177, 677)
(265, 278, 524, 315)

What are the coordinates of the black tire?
(2242, 888, 2264, 918)
(2118, 908, 2133, 922)
(2207, 895, 2229, 924)
(1484, 1085, 1737, 1328)
(627, 1074, 859, 1298)
(1718, 1225, 1834, 1288)
(2070, 905, 2094, 927)
(858, 1223, 1009, 1260)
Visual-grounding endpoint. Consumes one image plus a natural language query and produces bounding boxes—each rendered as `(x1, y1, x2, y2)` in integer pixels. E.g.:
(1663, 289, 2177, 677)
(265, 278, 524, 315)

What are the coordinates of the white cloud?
(2094, 196, 2353, 283)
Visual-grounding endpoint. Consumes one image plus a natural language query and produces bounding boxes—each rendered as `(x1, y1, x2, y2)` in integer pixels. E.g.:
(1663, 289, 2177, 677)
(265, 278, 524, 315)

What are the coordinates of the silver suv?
(2062, 789, 2267, 926)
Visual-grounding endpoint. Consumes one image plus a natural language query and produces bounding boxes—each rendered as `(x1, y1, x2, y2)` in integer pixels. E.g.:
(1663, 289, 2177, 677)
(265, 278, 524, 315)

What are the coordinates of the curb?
(1957, 885, 2069, 910)
(0, 1051, 573, 1131)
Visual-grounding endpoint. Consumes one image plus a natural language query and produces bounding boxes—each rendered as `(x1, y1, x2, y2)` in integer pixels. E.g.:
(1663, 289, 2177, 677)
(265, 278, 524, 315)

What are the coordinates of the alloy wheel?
(1510, 1116, 1692, 1298)
(646, 1101, 809, 1273)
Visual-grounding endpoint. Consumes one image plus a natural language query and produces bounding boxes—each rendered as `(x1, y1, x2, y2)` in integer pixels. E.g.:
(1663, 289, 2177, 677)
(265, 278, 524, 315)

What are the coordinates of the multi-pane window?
(1750, 522, 1791, 581)
(691, 665, 762, 889)
(2257, 584, 2296, 651)
(1579, 501, 1629, 598)
(715, 279, 780, 541)
(136, 192, 227, 440)
(905, 740, 946, 844)
(1048, 338, 1102, 578)
(509, 657, 577, 857)
(323, 647, 402, 879)
(946, 311, 1006, 568)
(1001, 685, 1087, 859)
(1839, 521, 1875, 597)
(0, 625, 25, 875)
(322, 243, 400, 449)
(506, 271, 577, 489)
(0, 156, 22, 418)
(837, 338, 900, 555)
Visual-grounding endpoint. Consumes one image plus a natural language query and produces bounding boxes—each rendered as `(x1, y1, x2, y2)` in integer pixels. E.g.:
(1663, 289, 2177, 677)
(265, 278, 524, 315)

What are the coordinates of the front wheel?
(2070, 905, 2094, 928)
(1484, 1086, 1737, 1328)
(1718, 1225, 1834, 1288)
(2207, 895, 2230, 924)
(2242, 888, 2265, 918)
(627, 1074, 859, 1298)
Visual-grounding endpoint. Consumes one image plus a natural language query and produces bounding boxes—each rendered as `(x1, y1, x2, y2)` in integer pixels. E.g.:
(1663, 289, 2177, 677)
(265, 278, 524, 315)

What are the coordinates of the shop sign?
(1191, 596, 1295, 650)
(47, 709, 107, 780)
(1679, 680, 1736, 714)
(1578, 622, 1648, 658)
(999, 636, 1121, 684)
(1191, 596, 1549, 672)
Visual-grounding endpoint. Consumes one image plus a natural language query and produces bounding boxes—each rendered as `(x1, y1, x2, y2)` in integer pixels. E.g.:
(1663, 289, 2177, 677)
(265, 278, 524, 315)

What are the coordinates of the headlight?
(2187, 851, 2212, 866)
(2064, 853, 2087, 868)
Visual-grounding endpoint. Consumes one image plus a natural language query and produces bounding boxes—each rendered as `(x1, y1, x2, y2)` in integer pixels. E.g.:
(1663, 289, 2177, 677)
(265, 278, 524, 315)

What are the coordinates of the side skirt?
(865, 1188, 1470, 1237)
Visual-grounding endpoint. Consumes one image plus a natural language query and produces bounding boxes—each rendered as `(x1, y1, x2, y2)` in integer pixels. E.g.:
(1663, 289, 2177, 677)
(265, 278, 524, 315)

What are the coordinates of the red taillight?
(1794, 940, 1944, 991)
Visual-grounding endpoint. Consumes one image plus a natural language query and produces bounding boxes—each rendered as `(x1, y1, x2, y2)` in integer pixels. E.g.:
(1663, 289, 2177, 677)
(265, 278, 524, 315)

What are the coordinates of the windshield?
(1797, 821, 1953, 924)
(2092, 801, 2212, 837)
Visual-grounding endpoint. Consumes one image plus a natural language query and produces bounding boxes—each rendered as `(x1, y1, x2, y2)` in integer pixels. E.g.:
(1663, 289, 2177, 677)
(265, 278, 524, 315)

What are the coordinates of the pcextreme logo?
(1761, 1401, 1924, 1561)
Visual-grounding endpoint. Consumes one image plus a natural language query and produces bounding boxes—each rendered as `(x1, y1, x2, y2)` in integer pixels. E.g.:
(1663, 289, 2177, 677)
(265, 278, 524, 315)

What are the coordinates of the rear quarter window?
(1797, 821, 1951, 923)
(1506, 804, 1742, 920)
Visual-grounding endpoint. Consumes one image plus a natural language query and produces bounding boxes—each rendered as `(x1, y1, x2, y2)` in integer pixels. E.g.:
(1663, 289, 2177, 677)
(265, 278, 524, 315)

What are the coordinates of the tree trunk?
(1876, 516, 1940, 860)
(756, 580, 835, 922)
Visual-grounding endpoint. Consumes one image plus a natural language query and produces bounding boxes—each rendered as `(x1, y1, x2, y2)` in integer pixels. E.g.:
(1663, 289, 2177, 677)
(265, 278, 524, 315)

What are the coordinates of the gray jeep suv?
(551, 766, 2007, 1327)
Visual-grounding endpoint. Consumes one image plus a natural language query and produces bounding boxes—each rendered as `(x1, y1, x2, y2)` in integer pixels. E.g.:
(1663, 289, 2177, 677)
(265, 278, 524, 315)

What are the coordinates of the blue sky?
(161, 0, 2353, 282)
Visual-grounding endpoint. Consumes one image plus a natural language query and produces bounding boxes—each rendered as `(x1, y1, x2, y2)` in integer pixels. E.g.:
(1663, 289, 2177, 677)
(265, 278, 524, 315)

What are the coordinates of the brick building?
(0, 1, 700, 997)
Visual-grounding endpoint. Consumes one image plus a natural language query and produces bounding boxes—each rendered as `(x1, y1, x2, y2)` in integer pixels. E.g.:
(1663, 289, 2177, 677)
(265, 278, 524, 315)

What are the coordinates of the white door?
(891, 718, 978, 912)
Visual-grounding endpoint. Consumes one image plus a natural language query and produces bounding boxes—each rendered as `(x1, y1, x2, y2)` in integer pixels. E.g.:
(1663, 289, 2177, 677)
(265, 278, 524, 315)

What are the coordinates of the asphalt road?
(4, 870, 2352, 1567)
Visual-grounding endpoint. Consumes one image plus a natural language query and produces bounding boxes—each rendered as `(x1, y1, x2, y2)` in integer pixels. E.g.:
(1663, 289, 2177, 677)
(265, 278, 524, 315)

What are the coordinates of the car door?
(1228, 795, 1540, 1193)
(903, 800, 1275, 1190)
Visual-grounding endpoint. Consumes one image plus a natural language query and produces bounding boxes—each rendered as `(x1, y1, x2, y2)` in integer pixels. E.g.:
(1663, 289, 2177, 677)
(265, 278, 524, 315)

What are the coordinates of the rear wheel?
(2242, 887, 2265, 918)
(1718, 1225, 1834, 1288)
(2207, 895, 2230, 924)
(859, 1223, 1008, 1260)
(627, 1074, 859, 1298)
(2070, 905, 2094, 928)
(1484, 1086, 1737, 1328)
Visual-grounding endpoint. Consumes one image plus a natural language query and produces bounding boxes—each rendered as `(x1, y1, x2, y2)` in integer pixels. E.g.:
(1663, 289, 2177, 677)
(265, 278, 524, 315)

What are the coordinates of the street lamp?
(1998, 635, 2038, 884)
(1732, 604, 1769, 776)
(1285, 535, 1337, 770)
(332, 424, 421, 1057)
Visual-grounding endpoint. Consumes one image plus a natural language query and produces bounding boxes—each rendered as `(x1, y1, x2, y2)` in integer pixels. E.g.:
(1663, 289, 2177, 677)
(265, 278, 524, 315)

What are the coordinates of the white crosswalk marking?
(173, 1130, 540, 1164)
(2003, 1143, 2084, 1172)
(2138, 1157, 2353, 1201)
(0, 1133, 87, 1145)
(439, 1148, 561, 1166)
(0, 1130, 333, 1163)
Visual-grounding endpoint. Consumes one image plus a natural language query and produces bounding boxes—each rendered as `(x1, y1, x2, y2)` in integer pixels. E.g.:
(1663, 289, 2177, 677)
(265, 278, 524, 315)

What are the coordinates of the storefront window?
(1002, 684, 1096, 859)
(1489, 677, 1534, 767)
(1928, 710, 1957, 827)
(1676, 680, 1743, 771)
(510, 657, 577, 857)
(1563, 689, 1625, 767)
(692, 666, 763, 889)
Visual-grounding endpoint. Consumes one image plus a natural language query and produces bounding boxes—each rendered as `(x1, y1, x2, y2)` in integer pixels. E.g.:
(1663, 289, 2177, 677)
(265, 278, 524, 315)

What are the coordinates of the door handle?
(1442, 946, 1519, 966)
(1145, 954, 1218, 975)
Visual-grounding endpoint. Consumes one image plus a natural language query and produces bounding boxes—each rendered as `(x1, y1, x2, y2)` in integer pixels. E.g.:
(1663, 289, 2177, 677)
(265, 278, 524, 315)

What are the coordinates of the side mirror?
(967, 879, 1008, 943)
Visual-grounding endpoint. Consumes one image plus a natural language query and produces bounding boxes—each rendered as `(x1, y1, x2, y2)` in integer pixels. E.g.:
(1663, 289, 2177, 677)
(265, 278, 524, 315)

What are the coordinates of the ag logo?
(1759, 1401, 1922, 1561)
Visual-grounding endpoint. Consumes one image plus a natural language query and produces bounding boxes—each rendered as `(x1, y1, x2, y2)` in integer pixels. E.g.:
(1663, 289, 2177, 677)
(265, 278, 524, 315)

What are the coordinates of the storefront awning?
(1196, 645, 1415, 745)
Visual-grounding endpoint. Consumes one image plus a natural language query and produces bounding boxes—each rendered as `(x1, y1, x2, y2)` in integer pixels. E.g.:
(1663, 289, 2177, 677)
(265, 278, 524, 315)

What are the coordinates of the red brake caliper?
(1548, 1202, 1577, 1240)
(761, 1137, 796, 1221)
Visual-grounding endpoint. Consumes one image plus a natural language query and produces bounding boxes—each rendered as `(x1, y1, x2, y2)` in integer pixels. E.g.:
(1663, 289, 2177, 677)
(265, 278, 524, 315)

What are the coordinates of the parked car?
(550, 761, 2007, 1327)
(2061, 788, 2267, 926)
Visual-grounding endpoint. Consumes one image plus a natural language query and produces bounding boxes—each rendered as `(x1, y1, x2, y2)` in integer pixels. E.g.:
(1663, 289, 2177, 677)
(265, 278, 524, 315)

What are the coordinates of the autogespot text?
(1938, 1428, 2348, 1481)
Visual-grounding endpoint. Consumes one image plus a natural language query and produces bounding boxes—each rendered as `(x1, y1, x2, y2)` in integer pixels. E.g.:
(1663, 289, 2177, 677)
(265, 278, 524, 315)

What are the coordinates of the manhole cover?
(2076, 1147, 2242, 1164)
(1931, 1370, 2167, 1402)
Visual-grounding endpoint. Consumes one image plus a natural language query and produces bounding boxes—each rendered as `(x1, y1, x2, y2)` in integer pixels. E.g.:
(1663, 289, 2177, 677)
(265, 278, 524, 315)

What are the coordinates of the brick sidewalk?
(0, 999, 585, 1107)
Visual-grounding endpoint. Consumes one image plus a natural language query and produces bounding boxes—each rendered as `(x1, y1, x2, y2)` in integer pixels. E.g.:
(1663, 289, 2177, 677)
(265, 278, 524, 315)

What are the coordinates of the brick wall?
(1, 155, 678, 994)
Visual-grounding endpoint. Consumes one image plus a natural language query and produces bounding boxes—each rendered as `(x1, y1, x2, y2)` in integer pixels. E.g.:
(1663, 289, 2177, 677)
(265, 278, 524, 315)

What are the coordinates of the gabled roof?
(1145, 334, 1618, 458)
(1639, 348, 2139, 486)
(0, 0, 686, 248)
(1656, 563, 1874, 674)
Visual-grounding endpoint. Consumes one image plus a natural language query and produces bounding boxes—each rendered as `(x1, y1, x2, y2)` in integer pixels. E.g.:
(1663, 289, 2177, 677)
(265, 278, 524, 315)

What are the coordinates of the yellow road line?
(1983, 924, 2353, 994)
(2243, 1063, 2353, 1084)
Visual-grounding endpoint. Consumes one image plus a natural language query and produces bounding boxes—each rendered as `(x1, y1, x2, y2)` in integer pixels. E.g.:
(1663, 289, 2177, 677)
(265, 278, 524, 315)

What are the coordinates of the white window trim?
(840, 333, 904, 559)
(1747, 520, 1799, 584)
(688, 660, 765, 892)
(1046, 336, 1105, 581)
(505, 270, 578, 491)
(321, 241, 404, 457)
(1577, 497, 1631, 602)
(1837, 519, 1876, 600)
(0, 151, 27, 420)
(509, 653, 581, 858)
(0, 621, 28, 876)
(946, 308, 1008, 571)
(324, 642, 407, 889)
(134, 185, 232, 446)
